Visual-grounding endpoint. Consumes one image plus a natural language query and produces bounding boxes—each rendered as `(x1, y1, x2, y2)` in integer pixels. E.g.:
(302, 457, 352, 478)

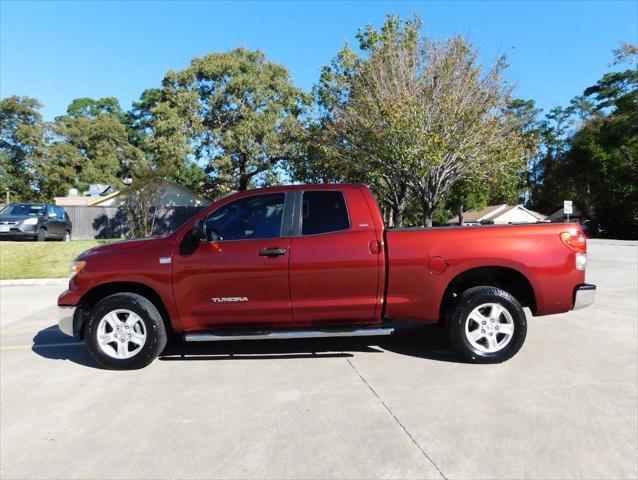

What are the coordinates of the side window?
(205, 193, 285, 241)
(55, 207, 65, 219)
(46, 205, 56, 217)
(302, 191, 350, 235)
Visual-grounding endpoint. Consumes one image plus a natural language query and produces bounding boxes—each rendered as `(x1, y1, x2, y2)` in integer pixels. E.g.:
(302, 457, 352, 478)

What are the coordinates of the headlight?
(70, 260, 86, 277)
(22, 217, 38, 225)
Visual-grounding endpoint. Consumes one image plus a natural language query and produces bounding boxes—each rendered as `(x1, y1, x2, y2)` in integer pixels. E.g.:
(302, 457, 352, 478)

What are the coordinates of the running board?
(184, 327, 394, 342)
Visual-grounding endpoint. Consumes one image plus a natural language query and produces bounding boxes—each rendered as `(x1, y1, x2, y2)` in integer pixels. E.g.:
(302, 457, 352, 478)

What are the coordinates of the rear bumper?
(573, 284, 596, 310)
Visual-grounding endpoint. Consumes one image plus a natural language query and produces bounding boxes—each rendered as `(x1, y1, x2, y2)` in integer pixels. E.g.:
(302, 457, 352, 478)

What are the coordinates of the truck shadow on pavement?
(31, 326, 96, 367)
(31, 323, 461, 369)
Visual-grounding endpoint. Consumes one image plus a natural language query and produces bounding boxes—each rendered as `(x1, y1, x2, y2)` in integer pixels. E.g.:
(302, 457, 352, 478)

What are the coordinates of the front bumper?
(58, 306, 75, 337)
(0, 228, 37, 239)
(573, 284, 596, 310)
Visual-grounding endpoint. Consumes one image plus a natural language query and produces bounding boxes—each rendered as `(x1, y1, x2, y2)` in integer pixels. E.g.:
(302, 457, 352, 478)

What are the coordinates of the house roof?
(86, 181, 210, 206)
(448, 204, 509, 224)
(448, 204, 547, 224)
(54, 180, 210, 207)
(88, 190, 121, 206)
(54, 196, 99, 206)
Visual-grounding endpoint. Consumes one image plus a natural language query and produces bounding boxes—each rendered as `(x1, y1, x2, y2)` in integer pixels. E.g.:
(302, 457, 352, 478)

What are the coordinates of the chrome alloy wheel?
(96, 309, 147, 359)
(464, 302, 514, 353)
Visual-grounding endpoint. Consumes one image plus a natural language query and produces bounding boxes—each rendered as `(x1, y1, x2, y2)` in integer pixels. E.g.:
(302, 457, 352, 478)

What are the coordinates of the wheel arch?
(440, 266, 537, 322)
(76, 282, 172, 339)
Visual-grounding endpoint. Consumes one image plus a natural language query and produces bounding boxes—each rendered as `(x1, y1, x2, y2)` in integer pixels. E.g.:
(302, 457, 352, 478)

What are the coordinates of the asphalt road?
(1, 240, 636, 479)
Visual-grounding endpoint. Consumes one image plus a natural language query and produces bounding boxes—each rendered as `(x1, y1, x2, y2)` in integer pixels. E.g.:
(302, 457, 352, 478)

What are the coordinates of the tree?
(310, 15, 528, 227)
(0, 96, 46, 201)
(125, 88, 204, 190)
(505, 99, 542, 204)
(443, 98, 540, 225)
(160, 48, 310, 197)
(120, 161, 165, 238)
(530, 43, 637, 238)
(405, 37, 527, 226)
(118, 88, 203, 236)
(66, 97, 123, 119)
(44, 97, 143, 197)
(305, 18, 419, 226)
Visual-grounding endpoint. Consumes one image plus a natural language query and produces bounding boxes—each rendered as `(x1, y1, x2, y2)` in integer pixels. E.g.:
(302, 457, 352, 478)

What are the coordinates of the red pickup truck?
(58, 184, 595, 369)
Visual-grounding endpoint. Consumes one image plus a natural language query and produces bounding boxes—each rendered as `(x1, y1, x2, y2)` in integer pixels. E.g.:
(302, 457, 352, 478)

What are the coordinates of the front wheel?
(37, 228, 47, 241)
(84, 293, 168, 370)
(446, 286, 527, 364)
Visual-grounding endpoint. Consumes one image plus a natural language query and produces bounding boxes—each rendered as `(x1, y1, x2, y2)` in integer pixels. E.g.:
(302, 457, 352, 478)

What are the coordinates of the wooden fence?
(65, 206, 206, 240)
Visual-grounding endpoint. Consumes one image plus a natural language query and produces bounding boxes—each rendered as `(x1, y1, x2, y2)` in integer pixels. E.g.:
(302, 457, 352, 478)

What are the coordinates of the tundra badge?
(211, 297, 248, 303)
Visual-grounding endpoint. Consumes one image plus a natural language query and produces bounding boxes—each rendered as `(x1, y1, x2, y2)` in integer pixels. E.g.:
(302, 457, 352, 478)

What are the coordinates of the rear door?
(288, 188, 382, 325)
(62, 209, 72, 236)
(172, 192, 294, 331)
(55, 207, 69, 237)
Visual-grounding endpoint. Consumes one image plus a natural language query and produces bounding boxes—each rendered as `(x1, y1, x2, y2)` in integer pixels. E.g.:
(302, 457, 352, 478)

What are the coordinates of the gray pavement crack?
(345, 356, 447, 480)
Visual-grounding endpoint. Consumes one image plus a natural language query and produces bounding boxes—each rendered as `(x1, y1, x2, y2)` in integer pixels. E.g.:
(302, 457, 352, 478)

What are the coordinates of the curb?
(0, 278, 69, 287)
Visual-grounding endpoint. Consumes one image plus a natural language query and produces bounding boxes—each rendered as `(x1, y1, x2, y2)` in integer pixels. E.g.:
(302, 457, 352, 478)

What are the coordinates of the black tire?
(37, 228, 47, 242)
(446, 286, 527, 364)
(84, 293, 168, 370)
(63, 230, 71, 242)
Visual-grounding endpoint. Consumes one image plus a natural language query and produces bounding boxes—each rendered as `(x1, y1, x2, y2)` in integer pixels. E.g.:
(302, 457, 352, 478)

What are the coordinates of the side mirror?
(191, 219, 208, 243)
(209, 228, 224, 242)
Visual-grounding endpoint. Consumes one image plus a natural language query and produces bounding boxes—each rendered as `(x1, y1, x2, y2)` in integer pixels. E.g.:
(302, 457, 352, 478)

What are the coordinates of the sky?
(1, 0, 637, 120)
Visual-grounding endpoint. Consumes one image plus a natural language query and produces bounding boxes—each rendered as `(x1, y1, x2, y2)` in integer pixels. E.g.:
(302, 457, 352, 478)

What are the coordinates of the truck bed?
(384, 223, 586, 322)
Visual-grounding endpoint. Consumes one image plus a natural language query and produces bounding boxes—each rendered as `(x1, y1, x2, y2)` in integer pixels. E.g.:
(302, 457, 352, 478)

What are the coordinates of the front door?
(172, 192, 293, 331)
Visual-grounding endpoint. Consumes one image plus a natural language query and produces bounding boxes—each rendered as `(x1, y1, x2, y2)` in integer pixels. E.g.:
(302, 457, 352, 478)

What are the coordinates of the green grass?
(0, 240, 117, 280)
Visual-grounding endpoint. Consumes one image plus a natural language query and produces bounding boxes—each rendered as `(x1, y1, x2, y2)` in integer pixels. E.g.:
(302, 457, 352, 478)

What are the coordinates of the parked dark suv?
(0, 203, 72, 241)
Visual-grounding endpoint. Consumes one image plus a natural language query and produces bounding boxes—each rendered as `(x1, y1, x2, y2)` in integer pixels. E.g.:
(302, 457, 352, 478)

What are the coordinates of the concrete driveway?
(1, 240, 636, 479)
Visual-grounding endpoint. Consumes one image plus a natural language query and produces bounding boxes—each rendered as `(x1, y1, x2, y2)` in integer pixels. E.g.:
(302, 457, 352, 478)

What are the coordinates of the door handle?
(258, 247, 287, 257)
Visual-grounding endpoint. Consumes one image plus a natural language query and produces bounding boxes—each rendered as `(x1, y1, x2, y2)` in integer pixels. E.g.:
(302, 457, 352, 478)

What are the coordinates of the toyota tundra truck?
(57, 184, 596, 369)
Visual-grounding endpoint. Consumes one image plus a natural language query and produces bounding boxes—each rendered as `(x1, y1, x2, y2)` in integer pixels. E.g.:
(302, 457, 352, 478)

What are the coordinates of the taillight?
(561, 231, 587, 270)
(560, 231, 587, 254)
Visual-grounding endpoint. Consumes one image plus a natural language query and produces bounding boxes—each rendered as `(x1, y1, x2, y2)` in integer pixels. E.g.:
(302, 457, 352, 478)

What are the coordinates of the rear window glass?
(301, 191, 350, 235)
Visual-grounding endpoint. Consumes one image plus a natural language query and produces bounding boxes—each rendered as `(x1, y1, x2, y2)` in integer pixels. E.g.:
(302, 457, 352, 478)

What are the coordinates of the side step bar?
(184, 327, 394, 342)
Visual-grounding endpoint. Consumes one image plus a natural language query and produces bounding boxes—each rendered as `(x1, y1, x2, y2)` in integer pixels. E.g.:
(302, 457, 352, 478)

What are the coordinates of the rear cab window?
(301, 191, 350, 235)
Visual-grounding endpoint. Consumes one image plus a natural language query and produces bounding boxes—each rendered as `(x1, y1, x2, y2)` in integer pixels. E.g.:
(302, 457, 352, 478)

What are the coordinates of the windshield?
(0, 204, 47, 216)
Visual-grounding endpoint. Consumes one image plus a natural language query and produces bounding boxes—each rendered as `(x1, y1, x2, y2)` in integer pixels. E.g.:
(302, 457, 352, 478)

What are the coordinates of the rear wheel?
(37, 228, 47, 242)
(63, 230, 71, 242)
(84, 293, 167, 370)
(446, 286, 527, 363)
